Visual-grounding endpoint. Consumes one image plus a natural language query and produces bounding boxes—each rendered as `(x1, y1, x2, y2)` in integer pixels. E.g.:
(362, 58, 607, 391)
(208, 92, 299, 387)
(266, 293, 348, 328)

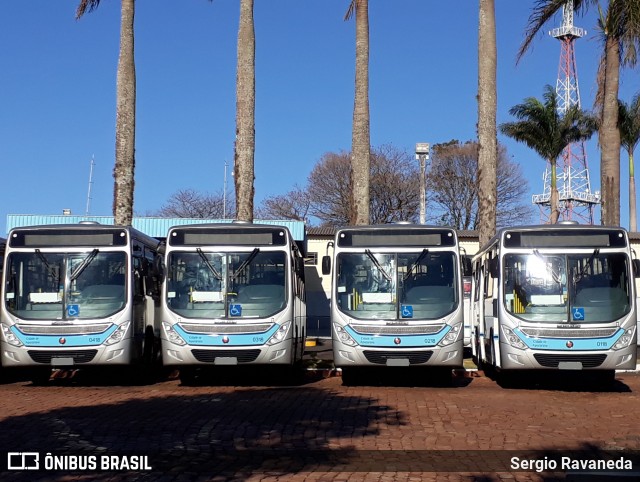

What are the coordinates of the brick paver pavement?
(0, 369, 639, 481)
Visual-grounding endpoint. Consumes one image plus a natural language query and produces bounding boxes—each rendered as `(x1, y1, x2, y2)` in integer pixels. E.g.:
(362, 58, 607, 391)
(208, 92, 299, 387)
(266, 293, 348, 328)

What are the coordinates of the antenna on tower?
(532, 0, 600, 224)
(85, 156, 95, 217)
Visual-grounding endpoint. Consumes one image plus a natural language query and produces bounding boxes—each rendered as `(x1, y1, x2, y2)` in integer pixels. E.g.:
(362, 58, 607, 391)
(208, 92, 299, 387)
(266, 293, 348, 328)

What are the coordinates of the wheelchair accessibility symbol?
(572, 307, 585, 321)
(401, 305, 413, 318)
(67, 304, 79, 317)
(229, 304, 242, 317)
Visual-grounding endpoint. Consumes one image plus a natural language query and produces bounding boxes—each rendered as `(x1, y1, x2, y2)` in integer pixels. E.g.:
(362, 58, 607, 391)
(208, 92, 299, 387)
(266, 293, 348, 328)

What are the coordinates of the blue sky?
(0, 1, 637, 235)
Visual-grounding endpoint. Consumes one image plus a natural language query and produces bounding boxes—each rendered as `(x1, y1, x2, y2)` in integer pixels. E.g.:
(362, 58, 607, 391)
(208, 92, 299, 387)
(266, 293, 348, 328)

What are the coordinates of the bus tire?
(179, 367, 199, 386)
(592, 370, 615, 388)
(340, 367, 361, 386)
(30, 367, 52, 386)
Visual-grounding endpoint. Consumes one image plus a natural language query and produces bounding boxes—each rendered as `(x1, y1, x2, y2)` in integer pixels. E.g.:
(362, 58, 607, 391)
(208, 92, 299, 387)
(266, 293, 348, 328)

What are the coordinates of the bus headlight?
(1, 323, 23, 347)
(612, 328, 636, 350)
(104, 322, 130, 346)
(162, 322, 186, 346)
(439, 323, 462, 347)
(334, 324, 357, 347)
(502, 326, 527, 350)
(267, 322, 291, 346)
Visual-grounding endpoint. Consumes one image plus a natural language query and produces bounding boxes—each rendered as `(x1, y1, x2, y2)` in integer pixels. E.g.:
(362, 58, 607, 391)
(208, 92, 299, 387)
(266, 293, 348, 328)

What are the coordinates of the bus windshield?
(166, 250, 287, 319)
(336, 251, 458, 320)
(503, 252, 631, 323)
(4, 251, 127, 320)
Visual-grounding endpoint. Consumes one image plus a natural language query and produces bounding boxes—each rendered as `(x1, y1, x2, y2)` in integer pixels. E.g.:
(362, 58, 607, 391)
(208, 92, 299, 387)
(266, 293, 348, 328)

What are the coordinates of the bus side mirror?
(489, 257, 499, 278)
(322, 256, 331, 275)
(154, 256, 165, 278)
(633, 259, 640, 278)
(462, 256, 472, 277)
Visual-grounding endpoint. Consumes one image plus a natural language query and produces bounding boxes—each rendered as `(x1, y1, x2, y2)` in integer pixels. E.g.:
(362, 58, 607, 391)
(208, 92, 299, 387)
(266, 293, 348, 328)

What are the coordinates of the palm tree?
(477, 0, 497, 246)
(76, 0, 136, 226)
(518, 0, 640, 226)
(345, 0, 370, 226)
(500, 85, 597, 224)
(234, 0, 256, 222)
(619, 93, 640, 232)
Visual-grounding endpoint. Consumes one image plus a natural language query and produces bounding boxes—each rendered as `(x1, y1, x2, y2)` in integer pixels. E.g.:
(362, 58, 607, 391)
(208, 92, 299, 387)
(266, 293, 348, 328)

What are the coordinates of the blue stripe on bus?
(11, 324, 118, 347)
(513, 327, 624, 351)
(343, 324, 451, 348)
(173, 323, 280, 346)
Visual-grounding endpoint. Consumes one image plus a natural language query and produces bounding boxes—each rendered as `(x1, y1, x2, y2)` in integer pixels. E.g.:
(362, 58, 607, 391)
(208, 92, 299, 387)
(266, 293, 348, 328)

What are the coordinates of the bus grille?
(363, 350, 433, 365)
(533, 353, 607, 368)
(16, 324, 112, 335)
(180, 323, 272, 334)
(191, 349, 261, 363)
(351, 324, 445, 335)
(28, 350, 98, 364)
(521, 328, 618, 339)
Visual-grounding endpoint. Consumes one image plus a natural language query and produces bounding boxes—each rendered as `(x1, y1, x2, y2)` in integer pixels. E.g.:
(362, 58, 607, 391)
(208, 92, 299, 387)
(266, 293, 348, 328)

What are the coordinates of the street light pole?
(415, 143, 430, 224)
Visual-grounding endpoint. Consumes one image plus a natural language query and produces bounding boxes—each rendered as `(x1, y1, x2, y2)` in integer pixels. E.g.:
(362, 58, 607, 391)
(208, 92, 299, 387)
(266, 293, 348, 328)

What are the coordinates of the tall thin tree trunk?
(113, 0, 136, 226)
(600, 36, 621, 226)
(234, 0, 256, 222)
(630, 151, 637, 232)
(477, 0, 497, 246)
(350, 0, 370, 226)
(550, 160, 559, 224)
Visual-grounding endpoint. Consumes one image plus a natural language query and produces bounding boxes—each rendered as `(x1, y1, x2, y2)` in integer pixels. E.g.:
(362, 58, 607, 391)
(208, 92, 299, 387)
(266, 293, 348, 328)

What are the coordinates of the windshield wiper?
(404, 249, 429, 280)
(35, 249, 60, 285)
(231, 248, 260, 281)
(196, 248, 222, 280)
(573, 248, 600, 284)
(70, 249, 99, 282)
(365, 249, 392, 282)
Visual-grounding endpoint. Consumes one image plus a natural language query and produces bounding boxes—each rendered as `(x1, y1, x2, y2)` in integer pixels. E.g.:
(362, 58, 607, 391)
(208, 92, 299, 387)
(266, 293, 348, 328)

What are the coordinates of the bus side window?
(473, 262, 481, 302)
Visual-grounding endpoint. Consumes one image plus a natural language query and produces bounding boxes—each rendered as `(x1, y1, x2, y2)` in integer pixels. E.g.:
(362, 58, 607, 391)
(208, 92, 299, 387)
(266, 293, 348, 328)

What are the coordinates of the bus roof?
(479, 224, 628, 253)
(6, 215, 306, 242)
(7, 223, 162, 250)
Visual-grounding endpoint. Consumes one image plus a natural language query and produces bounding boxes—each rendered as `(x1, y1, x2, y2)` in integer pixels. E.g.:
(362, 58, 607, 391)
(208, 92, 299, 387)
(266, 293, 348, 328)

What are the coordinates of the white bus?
(471, 223, 638, 385)
(1, 223, 164, 383)
(461, 253, 473, 348)
(322, 224, 465, 383)
(160, 223, 307, 383)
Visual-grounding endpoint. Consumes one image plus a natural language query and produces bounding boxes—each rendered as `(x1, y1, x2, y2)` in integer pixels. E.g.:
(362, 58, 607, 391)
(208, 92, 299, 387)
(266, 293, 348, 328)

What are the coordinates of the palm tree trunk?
(234, 0, 256, 222)
(550, 160, 559, 224)
(350, 0, 370, 226)
(477, 0, 497, 246)
(600, 36, 621, 227)
(630, 151, 637, 232)
(113, 0, 136, 226)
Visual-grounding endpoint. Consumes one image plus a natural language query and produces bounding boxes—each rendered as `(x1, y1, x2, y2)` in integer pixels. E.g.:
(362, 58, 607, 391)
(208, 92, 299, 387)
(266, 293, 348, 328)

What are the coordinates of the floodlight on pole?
(415, 143, 430, 224)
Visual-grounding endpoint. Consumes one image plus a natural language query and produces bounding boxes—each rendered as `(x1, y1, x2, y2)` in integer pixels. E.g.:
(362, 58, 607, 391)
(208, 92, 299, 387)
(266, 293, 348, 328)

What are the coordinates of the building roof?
(307, 226, 337, 237)
(5, 215, 306, 241)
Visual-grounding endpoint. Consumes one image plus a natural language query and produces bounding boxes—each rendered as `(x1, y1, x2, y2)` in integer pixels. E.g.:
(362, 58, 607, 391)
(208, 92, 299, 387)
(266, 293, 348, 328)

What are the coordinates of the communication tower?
(532, 0, 600, 223)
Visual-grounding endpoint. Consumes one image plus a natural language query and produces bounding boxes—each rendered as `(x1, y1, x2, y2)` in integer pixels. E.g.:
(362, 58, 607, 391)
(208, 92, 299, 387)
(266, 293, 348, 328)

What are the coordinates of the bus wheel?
(592, 370, 616, 388)
(179, 367, 199, 386)
(30, 367, 52, 386)
(340, 367, 361, 386)
(472, 331, 482, 369)
(430, 367, 453, 387)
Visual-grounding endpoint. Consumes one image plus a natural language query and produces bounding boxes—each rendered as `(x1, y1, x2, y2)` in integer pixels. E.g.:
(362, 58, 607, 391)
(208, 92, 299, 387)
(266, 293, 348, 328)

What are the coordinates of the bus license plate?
(214, 357, 238, 366)
(51, 357, 74, 366)
(386, 358, 409, 367)
(558, 361, 583, 370)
